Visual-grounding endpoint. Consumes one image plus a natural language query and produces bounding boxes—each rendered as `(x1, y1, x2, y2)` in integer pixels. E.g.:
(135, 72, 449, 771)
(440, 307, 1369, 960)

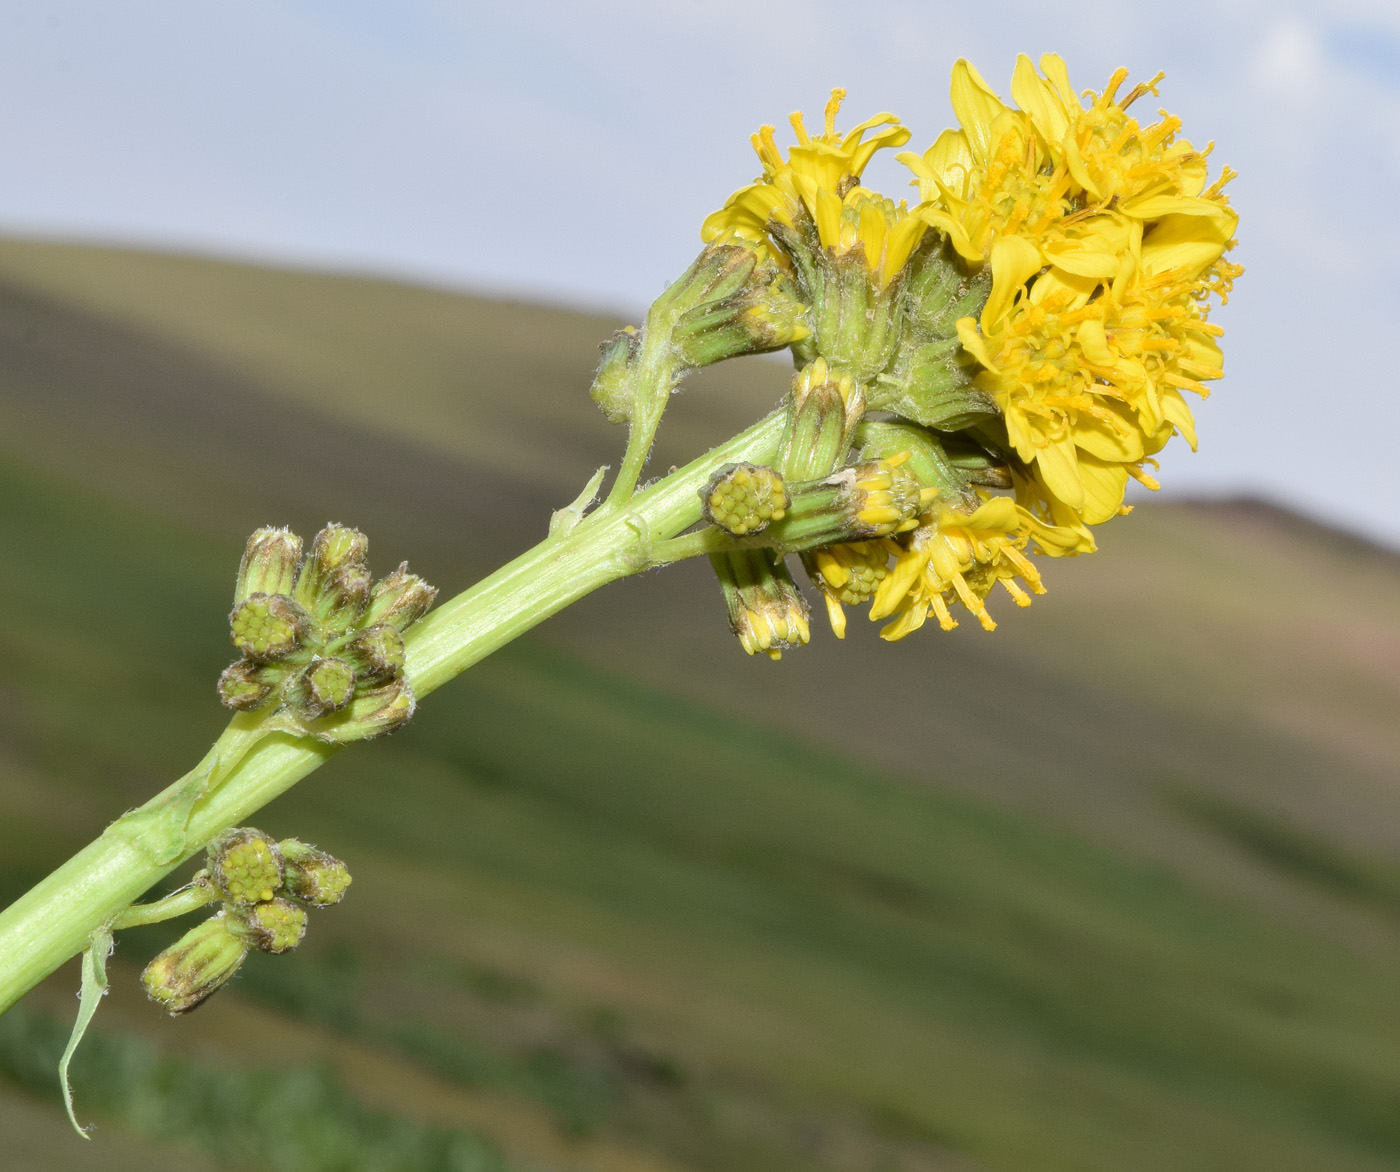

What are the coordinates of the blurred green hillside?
(1, 238, 1400, 1172)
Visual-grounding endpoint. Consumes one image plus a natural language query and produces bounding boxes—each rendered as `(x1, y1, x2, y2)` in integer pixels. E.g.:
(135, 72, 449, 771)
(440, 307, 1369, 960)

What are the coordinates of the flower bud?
(854, 420, 985, 509)
(702, 463, 788, 536)
(709, 549, 810, 660)
(216, 659, 280, 712)
(295, 525, 372, 625)
(777, 358, 865, 482)
(234, 527, 302, 606)
(343, 624, 406, 686)
(363, 564, 437, 631)
(313, 524, 370, 572)
(230, 898, 308, 955)
(298, 677, 416, 743)
(229, 594, 307, 662)
(670, 242, 810, 369)
(901, 240, 990, 342)
(208, 828, 285, 905)
(761, 457, 928, 552)
(141, 913, 248, 1015)
(300, 656, 357, 717)
(590, 326, 640, 424)
(279, 840, 352, 907)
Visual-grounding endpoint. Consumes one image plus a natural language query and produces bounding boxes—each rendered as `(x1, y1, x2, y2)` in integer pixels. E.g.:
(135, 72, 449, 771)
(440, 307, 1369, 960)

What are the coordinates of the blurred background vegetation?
(2, 239, 1400, 1172)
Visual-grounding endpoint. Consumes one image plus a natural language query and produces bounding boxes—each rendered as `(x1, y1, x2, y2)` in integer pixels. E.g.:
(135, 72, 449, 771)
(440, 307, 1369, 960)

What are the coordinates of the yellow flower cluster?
(869, 496, 1083, 638)
(702, 90, 927, 288)
(899, 54, 1240, 533)
(695, 57, 1239, 645)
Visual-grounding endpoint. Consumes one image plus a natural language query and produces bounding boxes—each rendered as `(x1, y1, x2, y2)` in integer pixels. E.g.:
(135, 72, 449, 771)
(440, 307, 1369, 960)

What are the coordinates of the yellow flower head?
(867, 495, 1082, 640)
(804, 540, 891, 639)
(703, 90, 925, 288)
(901, 55, 1240, 525)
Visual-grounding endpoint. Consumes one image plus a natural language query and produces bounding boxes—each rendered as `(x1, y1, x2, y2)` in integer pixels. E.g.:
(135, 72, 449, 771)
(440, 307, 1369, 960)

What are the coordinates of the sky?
(1, 0, 1398, 542)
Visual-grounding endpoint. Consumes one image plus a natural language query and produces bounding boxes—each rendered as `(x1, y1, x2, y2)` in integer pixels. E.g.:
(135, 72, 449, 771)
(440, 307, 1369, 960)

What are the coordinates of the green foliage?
(0, 1005, 513, 1172)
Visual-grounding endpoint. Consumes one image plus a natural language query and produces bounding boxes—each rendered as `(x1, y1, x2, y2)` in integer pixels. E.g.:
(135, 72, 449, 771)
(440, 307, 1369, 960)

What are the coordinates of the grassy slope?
(1, 239, 1399, 1171)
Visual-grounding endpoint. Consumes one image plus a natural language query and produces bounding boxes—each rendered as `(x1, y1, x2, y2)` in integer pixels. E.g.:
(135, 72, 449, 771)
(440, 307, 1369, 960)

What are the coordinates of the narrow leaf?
(60, 925, 112, 1138)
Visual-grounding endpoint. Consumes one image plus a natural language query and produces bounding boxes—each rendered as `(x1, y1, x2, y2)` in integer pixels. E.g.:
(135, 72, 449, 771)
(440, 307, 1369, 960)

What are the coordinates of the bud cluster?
(218, 525, 436, 743)
(142, 828, 352, 1015)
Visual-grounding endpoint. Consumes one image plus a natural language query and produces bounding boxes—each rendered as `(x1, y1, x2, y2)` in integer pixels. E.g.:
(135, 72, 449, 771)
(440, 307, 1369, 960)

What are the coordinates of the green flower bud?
(229, 594, 307, 662)
(869, 338, 997, 430)
(670, 242, 810, 369)
(702, 463, 788, 536)
(854, 420, 984, 510)
(709, 549, 810, 660)
(141, 913, 248, 1015)
(216, 659, 280, 712)
(590, 327, 639, 425)
(295, 525, 372, 625)
(344, 624, 406, 686)
(208, 828, 285, 906)
(313, 523, 369, 572)
(777, 358, 865, 482)
(297, 677, 416, 743)
(363, 564, 437, 631)
(230, 898, 308, 954)
(234, 527, 302, 606)
(901, 238, 990, 343)
(279, 840, 352, 907)
(761, 458, 929, 552)
(301, 656, 356, 717)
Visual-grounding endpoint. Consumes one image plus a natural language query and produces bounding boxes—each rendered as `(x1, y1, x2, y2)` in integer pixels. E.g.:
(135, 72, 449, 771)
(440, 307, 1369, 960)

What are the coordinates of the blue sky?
(3, 1, 1398, 543)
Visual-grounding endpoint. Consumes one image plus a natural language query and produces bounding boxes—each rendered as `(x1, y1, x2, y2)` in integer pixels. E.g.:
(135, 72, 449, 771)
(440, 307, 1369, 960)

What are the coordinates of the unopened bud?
(299, 677, 416, 743)
(710, 549, 810, 660)
(314, 524, 369, 571)
(299, 656, 356, 717)
(762, 457, 927, 552)
(590, 327, 639, 424)
(670, 243, 810, 368)
(208, 828, 285, 905)
(846, 458, 926, 537)
(902, 241, 990, 342)
(230, 898, 308, 954)
(777, 358, 864, 481)
(217, 660, 279, 712)
(344, 624, 405, 685)
(868, 338, 997, 430)
(230, 594, 307, 662)
(854, 420, 984, 509)
(295, 525, 371, 625)
(279, 840, 352, 907)
(234, 527, 303, 605)
(363, 564, 437, 631)
(702, 463, 788, 536)
(141, 913, 248, 1015)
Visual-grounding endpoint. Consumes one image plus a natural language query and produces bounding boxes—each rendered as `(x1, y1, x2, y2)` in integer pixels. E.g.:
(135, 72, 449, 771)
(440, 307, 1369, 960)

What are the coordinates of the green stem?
(0, 409, 787, 1016)
(109, 876, 216, 930)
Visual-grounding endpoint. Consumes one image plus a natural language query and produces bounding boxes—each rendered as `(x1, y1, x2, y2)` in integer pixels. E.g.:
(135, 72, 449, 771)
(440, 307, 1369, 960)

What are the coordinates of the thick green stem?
(0, 410, 787, 1016)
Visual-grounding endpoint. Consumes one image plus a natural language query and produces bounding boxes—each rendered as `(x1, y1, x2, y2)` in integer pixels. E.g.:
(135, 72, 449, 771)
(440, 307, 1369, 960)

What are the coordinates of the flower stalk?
(0, 409, 787, 1016)
(0, 56, 1240, 1091)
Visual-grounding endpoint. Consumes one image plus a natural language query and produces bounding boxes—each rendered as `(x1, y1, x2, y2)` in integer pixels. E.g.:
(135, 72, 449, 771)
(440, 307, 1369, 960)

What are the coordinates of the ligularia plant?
(0, 53, 1239, 1133)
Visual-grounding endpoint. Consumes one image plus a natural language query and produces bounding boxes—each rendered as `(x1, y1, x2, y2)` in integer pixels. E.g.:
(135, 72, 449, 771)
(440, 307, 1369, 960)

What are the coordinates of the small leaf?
(60, 925, 112, 1138)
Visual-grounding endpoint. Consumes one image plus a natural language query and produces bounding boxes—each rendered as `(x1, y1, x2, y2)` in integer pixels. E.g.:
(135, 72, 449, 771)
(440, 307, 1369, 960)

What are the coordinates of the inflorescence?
(595, 54, 1239, 654)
